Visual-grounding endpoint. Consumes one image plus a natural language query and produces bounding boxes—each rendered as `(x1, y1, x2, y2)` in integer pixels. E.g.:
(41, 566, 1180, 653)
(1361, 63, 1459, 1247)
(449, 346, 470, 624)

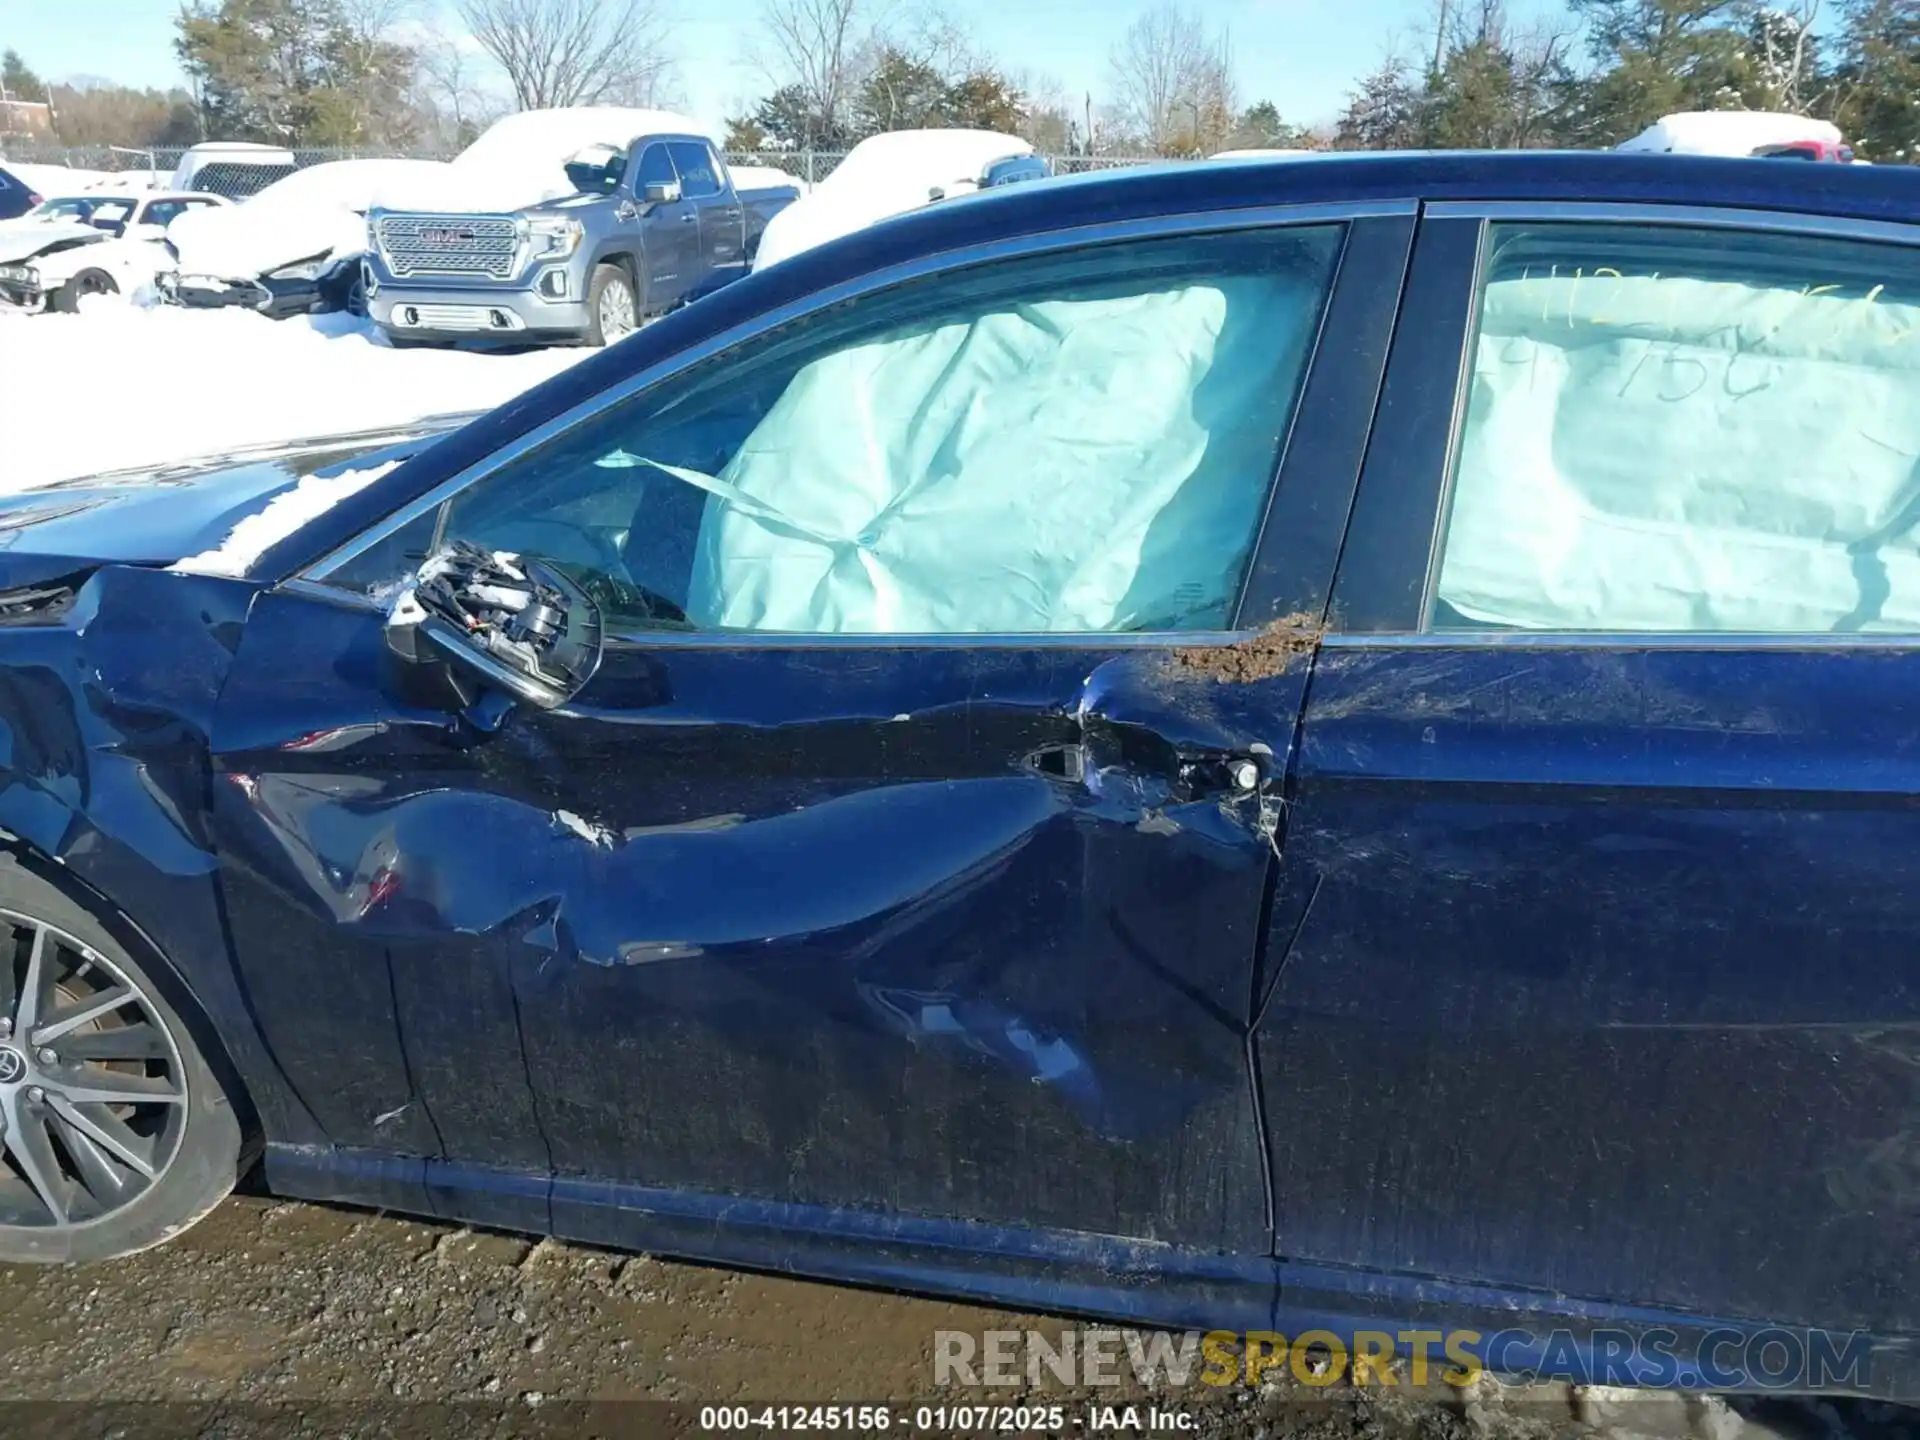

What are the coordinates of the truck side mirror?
(642, 180, 682, 206)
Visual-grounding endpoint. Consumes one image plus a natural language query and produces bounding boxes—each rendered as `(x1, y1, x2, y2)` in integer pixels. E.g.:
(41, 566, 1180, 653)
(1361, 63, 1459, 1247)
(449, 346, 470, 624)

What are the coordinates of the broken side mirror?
(642, 179, 682, 206)
(383, 542, 603, 723)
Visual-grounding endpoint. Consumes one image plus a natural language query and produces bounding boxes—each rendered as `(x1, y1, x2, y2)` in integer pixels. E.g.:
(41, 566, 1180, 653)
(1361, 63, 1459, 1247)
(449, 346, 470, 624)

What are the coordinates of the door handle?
(1174, 751, 1266, 802)
(679, 212, 697, 224)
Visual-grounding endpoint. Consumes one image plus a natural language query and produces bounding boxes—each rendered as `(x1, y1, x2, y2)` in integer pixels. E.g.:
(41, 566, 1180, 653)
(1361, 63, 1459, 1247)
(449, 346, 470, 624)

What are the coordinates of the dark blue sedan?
(0, 150, 1917, 1399)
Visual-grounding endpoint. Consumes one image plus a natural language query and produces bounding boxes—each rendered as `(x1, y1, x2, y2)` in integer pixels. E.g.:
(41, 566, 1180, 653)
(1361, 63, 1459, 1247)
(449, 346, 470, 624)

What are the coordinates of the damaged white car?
(158, 158, 450, 320)
(0, 191, 226, 312)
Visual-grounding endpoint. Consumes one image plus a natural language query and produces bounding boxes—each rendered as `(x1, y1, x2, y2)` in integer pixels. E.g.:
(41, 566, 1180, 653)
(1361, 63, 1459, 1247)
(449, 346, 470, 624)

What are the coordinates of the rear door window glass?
(1430, 222, 1920, 634)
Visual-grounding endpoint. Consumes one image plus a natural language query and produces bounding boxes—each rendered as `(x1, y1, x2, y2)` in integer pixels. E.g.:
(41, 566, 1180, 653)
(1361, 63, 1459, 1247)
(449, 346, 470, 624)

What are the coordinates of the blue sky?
(2, 0, 1498, 134)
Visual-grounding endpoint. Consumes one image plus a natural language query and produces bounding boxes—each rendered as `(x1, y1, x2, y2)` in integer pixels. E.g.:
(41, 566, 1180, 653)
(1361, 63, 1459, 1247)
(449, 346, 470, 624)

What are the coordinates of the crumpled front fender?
(0, 563, 321, 1145)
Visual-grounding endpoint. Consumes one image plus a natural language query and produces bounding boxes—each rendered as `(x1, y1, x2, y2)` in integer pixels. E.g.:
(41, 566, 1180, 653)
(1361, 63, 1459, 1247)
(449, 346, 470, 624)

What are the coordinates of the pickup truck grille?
(374, 215, 519, 280)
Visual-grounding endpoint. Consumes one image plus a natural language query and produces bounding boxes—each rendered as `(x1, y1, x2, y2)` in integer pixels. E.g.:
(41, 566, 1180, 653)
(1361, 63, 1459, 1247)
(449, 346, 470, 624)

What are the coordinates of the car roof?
(728, 147, 1916, 323)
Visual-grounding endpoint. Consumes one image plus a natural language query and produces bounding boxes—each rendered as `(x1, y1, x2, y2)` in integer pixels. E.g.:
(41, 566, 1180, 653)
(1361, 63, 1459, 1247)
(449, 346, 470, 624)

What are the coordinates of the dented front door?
(210, 594, 1290, 1264)
(207, 213, 1413, 1289)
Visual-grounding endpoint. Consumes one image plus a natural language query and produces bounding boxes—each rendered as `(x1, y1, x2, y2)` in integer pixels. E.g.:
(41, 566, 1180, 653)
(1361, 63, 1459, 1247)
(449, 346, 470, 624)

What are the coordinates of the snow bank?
(729, 164, 808, 197)
(0, 298, 586, 491)
(753, 130, 1032, 270)
(169, 158, 448, 277)
(1616, 111, 1842, 157)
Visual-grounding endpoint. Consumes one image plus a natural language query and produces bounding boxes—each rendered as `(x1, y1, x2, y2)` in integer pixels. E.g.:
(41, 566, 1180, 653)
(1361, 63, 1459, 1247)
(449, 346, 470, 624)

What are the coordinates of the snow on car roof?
(452, 107, 712, 173)
(819, 129, 1033, 192)
(373, 107, 716, 214)
(1616, 111, 1843, 156)
(754, 129, 1034, 269)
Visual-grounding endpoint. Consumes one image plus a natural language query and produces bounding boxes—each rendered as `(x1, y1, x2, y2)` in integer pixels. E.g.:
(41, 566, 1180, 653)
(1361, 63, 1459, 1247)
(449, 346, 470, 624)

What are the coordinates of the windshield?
(28, 197, 100, 221)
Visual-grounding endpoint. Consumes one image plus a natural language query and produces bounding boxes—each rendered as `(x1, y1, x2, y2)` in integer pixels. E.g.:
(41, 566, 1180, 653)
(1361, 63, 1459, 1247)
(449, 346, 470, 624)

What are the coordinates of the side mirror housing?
(384, 543, 603, 721)
(642, 179, 682, 206)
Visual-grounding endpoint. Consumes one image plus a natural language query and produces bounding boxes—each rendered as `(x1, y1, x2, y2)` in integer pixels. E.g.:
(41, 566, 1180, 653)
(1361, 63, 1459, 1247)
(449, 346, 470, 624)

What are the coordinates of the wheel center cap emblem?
(0, 1047, 24, 1084)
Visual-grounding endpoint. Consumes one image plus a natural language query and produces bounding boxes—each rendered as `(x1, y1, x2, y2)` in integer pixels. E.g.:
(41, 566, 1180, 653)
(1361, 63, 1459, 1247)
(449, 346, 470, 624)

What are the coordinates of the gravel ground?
(0, 1193, 1915, 1440)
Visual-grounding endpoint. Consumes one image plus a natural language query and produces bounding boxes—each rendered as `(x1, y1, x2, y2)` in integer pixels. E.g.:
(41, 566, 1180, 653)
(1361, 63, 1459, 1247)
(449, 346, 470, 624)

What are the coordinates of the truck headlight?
(529, 219, 582, 259)
(270, 253, 331, 281)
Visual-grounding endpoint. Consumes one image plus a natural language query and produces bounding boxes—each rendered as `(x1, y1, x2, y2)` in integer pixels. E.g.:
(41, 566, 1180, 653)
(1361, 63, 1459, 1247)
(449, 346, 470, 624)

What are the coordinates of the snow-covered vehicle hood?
(753, 130, 1032, 269)
(373, 107, 711, 214)
(0, 219, 106, 266)
(0, 419, 468, 579)
(168, 159, 449, 278)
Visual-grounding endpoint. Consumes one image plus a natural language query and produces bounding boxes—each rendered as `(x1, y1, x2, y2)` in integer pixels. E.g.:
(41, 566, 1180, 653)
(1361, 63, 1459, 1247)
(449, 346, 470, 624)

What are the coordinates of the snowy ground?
(0, 294, 589, 491)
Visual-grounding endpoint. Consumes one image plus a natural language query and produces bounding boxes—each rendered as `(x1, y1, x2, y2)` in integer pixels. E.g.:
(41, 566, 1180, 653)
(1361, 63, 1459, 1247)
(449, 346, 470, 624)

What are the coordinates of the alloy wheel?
(0, 911, 187, 1230)
(599, 278, 637, 342)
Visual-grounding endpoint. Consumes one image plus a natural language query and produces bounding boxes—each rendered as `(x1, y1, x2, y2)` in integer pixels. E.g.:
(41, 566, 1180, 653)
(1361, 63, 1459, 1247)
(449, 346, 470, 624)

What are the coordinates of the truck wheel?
(50, 270, 119, 314)
(586, 264, 639, 347)
(0, 855, 245, 1264)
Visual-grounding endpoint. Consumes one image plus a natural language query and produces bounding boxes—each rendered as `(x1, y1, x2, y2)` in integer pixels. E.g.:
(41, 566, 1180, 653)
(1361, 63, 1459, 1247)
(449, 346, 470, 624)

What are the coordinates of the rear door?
(666, 139, 746, 289)
(1265, 204, 1920, 1343)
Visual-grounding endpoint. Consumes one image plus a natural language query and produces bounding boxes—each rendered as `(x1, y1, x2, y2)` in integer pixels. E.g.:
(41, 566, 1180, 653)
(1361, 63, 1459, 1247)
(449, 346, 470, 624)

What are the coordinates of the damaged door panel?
(212, 587, 1306, 1315)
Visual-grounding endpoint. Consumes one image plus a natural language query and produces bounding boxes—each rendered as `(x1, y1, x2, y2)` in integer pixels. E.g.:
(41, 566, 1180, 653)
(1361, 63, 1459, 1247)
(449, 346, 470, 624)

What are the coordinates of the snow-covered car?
(159, 158, 450, 320)
(752, 129, 1038, 270)
(0, 191, 227, 312)
(1615, 111, 1849, 159)
(2, 161, 131, 201)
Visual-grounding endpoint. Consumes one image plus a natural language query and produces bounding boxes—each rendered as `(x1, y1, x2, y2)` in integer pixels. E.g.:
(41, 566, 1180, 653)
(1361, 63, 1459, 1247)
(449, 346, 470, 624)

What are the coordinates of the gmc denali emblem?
(421, 227, 475, 246)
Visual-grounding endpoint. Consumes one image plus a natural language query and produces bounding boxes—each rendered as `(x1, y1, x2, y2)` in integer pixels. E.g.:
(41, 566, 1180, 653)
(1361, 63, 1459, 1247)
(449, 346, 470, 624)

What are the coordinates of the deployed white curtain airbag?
(663, 274, 1319, 633)
(1437, 272, 1920, 632)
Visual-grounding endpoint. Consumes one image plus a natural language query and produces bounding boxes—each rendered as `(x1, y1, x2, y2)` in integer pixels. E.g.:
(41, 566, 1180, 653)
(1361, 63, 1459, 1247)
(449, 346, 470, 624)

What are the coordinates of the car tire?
(585, 263, 640, 347)
(49, 269, 119, 314)
(0, 856, 243, 1265)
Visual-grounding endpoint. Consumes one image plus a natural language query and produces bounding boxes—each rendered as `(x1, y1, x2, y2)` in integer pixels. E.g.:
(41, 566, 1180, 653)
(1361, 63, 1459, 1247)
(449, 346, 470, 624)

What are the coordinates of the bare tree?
(416, 27, 506, 146)
(1108, 1, 1236, 154)
(332, 0, 426, 146)
(457, 0, 678, 110)
(1747, 0, 1823, 111)
(752, 0, 871, 142)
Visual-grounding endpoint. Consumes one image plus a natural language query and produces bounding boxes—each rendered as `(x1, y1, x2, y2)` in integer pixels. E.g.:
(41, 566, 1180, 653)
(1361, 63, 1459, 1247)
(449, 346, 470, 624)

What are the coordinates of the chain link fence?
(2, 137, 1170, 186)
(721, 149, 1163, 186)
(0, 141, 461, 173)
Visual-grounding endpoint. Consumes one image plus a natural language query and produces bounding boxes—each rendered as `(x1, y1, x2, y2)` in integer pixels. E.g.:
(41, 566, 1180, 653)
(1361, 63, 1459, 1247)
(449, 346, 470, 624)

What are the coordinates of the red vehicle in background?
(1753, 138, 1857, 162)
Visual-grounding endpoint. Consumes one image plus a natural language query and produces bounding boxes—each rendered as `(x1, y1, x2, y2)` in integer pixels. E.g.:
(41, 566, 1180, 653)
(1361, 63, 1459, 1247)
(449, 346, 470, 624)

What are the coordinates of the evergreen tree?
(1, 48, 47, 103)
(1334, 57, 1421, 149)
(1825, 0, 1920, 161)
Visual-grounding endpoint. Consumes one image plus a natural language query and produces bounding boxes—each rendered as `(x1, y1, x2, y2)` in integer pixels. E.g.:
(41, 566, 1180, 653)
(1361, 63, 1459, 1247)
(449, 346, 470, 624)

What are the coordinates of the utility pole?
(1431, 0, 1449, 75)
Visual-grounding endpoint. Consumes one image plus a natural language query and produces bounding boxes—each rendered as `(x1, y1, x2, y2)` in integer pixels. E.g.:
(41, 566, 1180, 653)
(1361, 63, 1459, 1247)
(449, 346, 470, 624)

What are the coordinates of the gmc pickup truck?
(365, 118, 799, 348)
